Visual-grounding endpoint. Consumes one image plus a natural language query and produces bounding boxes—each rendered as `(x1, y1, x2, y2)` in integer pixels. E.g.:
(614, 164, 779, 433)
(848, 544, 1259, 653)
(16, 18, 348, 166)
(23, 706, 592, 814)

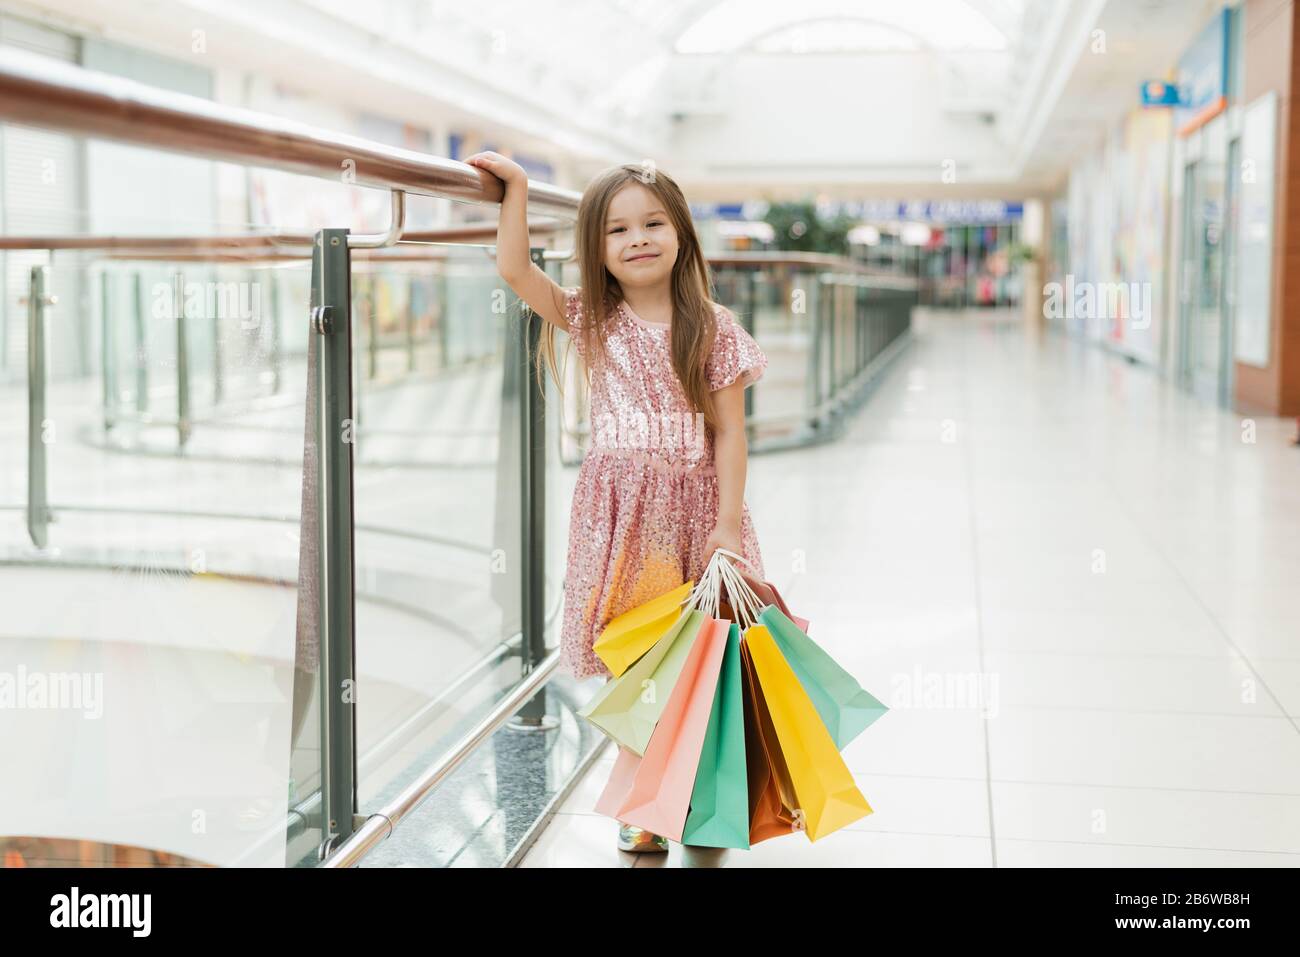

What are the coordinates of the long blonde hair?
(532, 164, 724, 433)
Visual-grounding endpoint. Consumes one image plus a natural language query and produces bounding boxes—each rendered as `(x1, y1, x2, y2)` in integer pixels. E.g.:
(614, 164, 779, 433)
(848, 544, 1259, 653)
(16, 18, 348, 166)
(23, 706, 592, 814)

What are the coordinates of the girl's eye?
(608, 222, 663, 234)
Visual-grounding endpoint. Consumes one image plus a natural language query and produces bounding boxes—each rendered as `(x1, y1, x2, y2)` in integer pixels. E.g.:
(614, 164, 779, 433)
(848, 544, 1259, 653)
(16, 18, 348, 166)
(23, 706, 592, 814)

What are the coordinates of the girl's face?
(603, 182, 679, 292)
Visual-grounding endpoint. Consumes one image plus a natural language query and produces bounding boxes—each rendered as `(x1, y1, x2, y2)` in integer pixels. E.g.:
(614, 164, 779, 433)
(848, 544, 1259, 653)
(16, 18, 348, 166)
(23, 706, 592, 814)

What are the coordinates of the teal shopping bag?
(681, 623, 750, 849)
(757, 605, 888, 749)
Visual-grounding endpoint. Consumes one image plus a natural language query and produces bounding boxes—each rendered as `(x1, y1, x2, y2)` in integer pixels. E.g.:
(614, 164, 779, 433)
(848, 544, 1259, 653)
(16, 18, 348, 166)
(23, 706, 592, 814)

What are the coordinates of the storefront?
(1170, 6, 1241, 407)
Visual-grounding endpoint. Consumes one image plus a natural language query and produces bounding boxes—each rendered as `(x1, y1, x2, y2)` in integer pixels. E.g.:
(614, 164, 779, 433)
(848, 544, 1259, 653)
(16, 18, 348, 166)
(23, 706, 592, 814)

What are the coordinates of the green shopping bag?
(682, 622, 750, 849)
(578, 608, 708, 755)
(758, 605, 888, 749)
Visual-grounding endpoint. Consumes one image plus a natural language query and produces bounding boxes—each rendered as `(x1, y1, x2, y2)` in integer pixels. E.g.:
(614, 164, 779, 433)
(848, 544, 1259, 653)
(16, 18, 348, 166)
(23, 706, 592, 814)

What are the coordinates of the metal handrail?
(0, 48, 581, 218)
(321, 648, 561, 868)
(710, 250, 920, 283)
(0, 222, 565, 252)
(228, 579, 568, 868)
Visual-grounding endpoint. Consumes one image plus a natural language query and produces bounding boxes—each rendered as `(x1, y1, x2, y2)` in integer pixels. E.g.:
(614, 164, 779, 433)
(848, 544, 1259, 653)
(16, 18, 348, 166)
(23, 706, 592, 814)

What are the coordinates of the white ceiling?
(6, 0, 1225, 199)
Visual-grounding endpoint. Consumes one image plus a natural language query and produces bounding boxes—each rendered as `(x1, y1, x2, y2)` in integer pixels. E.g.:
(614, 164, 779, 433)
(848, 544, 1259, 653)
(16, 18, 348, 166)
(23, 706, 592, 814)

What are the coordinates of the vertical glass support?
(856, 283, 865, 377)
(210, 267, 223, 405)
(436, 273, 449, 369)
(301, 227, 358, 850)
(406, 275, 417, 374)
(366, 276, 379, 382)
(173, 272, 192, 448)
(516, 247, 550, 726)
(269, 270, 283, 394)
(743, 269, 757, 441)
(809, 273, 826, 435)
(132, 271, 148, 414)
(350, 278, 366, 464)
(863, 282, 872, 379)
(100, 271, 115, 433)
(26, 265, 51, 549)
(830, 280, 841, 398)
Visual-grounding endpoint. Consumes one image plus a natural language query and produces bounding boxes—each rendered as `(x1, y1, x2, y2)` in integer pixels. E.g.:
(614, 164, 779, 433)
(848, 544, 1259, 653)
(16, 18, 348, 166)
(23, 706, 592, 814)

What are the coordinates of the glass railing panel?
(837, 282, 854, 391)
(350, 249, 526, 811)
(97, 260, 308, 459)
(0, 254, 316, 868)
(716, 265, 810, 444)
(346, 246, 606, 866)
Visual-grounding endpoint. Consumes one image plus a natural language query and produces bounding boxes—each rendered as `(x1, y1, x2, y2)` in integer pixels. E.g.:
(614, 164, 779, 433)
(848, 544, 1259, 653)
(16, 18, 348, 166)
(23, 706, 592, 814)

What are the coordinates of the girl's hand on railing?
(465, 151, 527, 188)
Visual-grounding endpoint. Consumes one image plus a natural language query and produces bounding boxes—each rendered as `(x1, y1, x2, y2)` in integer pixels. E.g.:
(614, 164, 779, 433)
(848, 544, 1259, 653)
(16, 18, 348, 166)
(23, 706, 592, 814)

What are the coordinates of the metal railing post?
(173, 271, 191, 448)
(100, 271, 115, 432)
(25, 265, 54, 548)
(868, 284, 880, 371)
(406, 276, 416, 374)
(269, 269, 282, 394)
(830, 277, 841, 399)
(311, 227, 359, 849)
(366, 277, 378, 381)
(743, 269, 757, 442)
(437, 274, 449, 370)
(132, 271, 147, 413)
(855, 282, 865, 377)
(209, 268, 223, 405)
(809, 273, 826, 435)
(515, 247, 551, 728)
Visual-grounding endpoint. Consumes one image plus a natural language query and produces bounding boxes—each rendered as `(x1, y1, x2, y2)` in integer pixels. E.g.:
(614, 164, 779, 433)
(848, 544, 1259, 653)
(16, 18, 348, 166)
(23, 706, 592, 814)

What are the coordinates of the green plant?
(1004, 241, 1039, 266)
(762, 200, 856, 254)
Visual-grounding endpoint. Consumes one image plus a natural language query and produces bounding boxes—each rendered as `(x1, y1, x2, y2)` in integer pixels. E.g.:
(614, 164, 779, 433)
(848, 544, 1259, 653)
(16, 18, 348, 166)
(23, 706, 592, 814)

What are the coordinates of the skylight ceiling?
(675, 0, 1020, 54)
(284, 0, 1063, 186)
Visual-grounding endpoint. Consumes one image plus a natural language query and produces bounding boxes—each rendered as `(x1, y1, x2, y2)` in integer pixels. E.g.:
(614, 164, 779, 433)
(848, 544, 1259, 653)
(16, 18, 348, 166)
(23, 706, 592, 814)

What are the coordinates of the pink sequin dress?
(558, 288, 769, 682)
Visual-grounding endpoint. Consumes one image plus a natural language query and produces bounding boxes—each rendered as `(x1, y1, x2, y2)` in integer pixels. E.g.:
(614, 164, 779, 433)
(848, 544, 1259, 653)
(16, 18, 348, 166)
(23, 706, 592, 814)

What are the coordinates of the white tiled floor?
(517, 310, 1300, 868)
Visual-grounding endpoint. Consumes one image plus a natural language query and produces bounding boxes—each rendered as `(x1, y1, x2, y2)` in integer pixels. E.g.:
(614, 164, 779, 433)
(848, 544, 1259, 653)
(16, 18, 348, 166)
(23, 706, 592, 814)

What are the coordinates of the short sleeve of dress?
(562, 287, 586, 359)
(706, 306, 767, 392)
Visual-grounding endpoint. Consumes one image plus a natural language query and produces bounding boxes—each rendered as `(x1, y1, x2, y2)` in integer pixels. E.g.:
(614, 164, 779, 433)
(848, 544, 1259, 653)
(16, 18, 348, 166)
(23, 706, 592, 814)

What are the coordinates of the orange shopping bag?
(739, 638, 802, 844)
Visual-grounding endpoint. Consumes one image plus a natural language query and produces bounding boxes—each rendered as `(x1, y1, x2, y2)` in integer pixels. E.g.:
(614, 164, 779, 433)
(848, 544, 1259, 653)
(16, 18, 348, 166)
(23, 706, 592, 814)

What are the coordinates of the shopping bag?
(739, 638, 803, 844)
(616, 617, 730, 842)
(578, 607, 708, 755)
(739, 572, 810, 634)
(593, 580, 695, 677)
(594, 745, 642, 817)
(681, 623, 750, 849)
(744, 624, 873, 842)
(758, 605, 888, 750)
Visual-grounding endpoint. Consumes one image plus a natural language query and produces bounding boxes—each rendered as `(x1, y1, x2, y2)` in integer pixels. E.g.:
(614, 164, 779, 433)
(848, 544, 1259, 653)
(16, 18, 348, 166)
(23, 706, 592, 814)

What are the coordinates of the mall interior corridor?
(0, 0, 1297, 897)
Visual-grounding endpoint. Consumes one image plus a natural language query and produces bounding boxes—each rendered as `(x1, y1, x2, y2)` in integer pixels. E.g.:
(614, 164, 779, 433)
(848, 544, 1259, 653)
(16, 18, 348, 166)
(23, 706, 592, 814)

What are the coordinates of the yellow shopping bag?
(593, 580, 694, 677)
(744, 624, 873, 842)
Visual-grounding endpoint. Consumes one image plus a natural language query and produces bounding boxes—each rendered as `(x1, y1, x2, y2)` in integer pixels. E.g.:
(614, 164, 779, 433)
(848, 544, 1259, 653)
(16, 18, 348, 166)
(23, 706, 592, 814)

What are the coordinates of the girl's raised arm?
(464, 151, 570, 335)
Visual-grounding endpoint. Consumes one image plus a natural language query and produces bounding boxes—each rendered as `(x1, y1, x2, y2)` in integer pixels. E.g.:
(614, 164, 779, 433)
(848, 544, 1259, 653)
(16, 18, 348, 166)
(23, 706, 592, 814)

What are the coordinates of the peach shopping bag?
(614, 616, 731, 842)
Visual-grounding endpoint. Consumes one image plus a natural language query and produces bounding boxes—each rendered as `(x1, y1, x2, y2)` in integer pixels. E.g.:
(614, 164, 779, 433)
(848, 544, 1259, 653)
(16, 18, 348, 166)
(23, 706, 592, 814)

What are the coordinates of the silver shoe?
(617, 822, 669, 852)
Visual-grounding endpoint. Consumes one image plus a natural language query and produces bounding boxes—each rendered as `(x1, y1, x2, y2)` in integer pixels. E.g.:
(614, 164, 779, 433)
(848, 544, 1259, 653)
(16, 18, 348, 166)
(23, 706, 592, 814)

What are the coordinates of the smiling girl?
(466, 154, 768, 852)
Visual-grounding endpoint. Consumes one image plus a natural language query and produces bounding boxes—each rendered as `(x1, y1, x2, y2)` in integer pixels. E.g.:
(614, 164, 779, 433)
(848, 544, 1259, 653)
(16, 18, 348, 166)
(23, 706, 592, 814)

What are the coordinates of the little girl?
(466, 153, 768, 853)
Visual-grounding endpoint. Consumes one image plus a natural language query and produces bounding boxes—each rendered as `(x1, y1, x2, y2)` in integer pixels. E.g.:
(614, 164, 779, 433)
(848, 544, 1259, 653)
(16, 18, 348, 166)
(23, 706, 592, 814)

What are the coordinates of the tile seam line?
(568, 768, 1300, 797)
(955, 320, 998, 869)
(1101, 473, 1300, 739)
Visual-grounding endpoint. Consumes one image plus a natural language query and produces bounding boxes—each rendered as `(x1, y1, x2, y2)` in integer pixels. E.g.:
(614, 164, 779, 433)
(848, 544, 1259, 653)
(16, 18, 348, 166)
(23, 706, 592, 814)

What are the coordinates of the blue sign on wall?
(1140, 79, 1182, 107)
(1174, 8, 1229, 135)
(692, 200, 1022, 224)
(449, 134, 555, 182)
